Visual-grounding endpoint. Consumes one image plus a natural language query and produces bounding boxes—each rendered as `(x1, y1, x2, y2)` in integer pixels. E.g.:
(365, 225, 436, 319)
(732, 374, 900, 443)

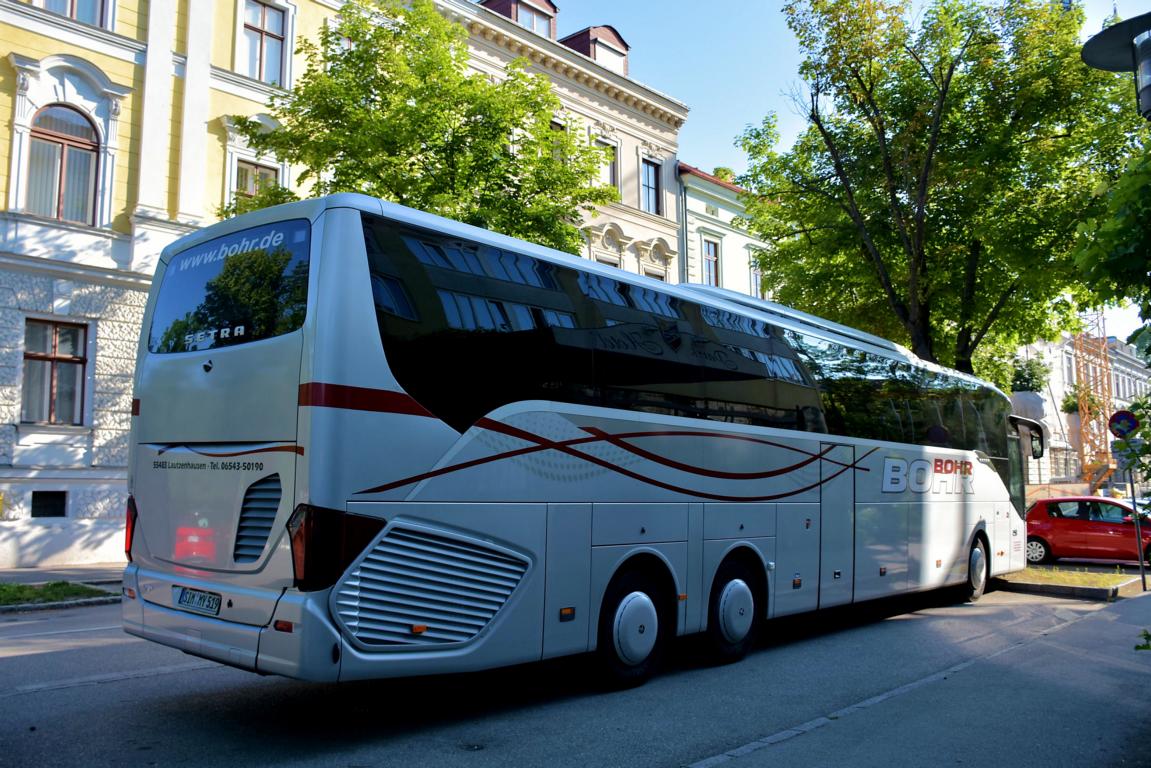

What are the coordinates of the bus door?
(820, 443, 854, 608)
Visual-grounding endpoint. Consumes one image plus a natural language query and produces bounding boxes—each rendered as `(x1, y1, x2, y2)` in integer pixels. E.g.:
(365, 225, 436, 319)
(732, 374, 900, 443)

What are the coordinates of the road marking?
(0, 662, 220, 698)
(2, 624, 122, 640)
(686, 608, 1092, 768)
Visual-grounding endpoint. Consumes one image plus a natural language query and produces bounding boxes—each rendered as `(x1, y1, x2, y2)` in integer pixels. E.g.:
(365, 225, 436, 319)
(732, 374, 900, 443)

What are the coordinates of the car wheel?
(706, 559, 760, 664)
(597, 570, 669, 687)
(1026, 537, 1050, 565)
(963, 538, 989, 602)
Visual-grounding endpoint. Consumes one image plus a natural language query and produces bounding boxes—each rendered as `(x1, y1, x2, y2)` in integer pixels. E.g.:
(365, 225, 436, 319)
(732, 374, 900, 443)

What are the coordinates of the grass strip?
(1002, 567, 1135, 589)
(0, 581, 111, 606)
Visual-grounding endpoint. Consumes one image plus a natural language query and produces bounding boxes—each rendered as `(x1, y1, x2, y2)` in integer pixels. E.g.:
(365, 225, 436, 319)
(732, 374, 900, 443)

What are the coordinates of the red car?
(1026, 496, 1151, 565)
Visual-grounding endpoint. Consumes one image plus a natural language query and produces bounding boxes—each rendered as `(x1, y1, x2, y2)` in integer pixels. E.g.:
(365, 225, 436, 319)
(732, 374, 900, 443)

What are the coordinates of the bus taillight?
(125, 496, 138, 563)
(287, 505, 385, 592)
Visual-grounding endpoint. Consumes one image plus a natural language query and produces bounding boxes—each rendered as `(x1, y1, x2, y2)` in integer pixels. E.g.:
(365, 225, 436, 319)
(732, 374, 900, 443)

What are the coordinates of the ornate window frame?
(220, 114, 291, 210)
(8, 53, 128, 229)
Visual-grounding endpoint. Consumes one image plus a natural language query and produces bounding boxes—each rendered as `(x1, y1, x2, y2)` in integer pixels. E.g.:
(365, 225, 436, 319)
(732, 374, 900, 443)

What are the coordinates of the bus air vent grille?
(232, 474, 281, 563)
(334, 526, 528, 646)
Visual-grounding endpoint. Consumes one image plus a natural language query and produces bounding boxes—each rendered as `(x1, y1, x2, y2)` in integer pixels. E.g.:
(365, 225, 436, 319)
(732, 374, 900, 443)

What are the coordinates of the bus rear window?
(148, 219, 311, 353)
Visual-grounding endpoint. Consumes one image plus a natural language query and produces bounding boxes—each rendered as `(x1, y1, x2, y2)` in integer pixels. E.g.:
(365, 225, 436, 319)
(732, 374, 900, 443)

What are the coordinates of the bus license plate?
(175, 586, 222, 616)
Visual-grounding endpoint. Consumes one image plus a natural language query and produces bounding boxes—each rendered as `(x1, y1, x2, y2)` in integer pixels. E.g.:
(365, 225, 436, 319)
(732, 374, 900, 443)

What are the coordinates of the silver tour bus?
(122, 194, 1043, 684)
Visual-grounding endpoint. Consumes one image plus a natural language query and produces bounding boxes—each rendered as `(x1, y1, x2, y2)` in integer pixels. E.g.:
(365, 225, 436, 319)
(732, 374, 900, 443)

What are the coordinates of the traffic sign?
(1109, 410, 1140, 439)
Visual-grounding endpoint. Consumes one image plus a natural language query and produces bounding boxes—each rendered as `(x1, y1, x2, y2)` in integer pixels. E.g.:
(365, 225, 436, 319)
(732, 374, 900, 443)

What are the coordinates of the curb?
(995, 577, 1140, 601)
(998, 581, 1116, 601)
(0, 594, 122, 613)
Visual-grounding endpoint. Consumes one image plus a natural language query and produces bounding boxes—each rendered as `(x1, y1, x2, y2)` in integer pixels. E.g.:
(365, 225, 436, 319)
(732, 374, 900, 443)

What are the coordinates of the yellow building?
(0, 0, 689, 566)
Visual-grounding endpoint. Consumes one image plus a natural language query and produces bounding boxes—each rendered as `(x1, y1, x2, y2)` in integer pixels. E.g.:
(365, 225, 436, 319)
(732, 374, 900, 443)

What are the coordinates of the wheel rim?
(969, 544, 987, 591)
(612, 591, 658, 666)
(717, 578, 754, 644)
(1026, 540, 1046, 563)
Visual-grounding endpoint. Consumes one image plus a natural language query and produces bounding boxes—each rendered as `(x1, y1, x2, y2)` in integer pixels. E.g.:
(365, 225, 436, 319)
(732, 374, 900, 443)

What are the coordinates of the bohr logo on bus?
(881, 457, 975, 495)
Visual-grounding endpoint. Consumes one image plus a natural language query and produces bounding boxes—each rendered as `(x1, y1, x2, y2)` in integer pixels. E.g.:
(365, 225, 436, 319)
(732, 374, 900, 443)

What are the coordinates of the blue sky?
(555, 0, 1131, 175)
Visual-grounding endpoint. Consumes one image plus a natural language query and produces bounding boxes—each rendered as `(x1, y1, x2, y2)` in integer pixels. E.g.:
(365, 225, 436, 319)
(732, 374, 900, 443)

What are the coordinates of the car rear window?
(148, 219, 310, 353)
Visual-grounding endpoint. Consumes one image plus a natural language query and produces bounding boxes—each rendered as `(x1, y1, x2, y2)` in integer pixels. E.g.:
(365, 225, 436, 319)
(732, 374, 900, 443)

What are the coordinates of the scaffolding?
(1074, 310, 1115, 492)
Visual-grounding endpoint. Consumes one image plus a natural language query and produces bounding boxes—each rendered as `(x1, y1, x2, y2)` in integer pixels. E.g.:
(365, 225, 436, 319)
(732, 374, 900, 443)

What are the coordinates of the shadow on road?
(133, 585, 981, 761)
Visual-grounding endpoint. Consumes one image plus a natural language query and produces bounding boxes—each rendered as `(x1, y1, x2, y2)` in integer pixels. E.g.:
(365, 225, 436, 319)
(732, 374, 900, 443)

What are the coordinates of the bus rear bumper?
(121, 564, 341, 682)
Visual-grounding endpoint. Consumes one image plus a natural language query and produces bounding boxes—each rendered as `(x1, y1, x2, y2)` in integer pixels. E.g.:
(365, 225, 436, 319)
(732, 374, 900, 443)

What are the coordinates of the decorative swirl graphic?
(359, 417, 874, 501)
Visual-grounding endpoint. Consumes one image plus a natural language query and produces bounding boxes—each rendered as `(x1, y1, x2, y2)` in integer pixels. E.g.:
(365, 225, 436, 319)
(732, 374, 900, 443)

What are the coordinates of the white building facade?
(676, 162, 767, 295)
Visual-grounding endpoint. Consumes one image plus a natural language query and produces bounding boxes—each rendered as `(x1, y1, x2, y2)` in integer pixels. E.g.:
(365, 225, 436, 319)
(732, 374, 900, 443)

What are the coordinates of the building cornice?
(0, 249, 150, 290)
(679, 162, 746, 196)
(131, 206, 202, 235)
(210, 65, 283, 105)
(438, 0, 688, 131)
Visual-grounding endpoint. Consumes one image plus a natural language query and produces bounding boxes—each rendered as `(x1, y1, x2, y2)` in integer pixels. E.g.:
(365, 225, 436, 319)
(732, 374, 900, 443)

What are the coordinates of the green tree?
(1010, 355, 1049, 393)
(1074, 140, 1151, 359)
(738, 0, 1138, 375)
(231, 0, 616, 254)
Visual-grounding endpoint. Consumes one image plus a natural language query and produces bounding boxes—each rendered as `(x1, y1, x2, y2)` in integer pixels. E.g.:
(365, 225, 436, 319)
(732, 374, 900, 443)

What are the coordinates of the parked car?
(1026, 496, 1151, 565)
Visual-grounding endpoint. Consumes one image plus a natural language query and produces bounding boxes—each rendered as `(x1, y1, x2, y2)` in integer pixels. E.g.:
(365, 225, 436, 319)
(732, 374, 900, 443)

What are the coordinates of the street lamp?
(1082, 11, 1151, 121)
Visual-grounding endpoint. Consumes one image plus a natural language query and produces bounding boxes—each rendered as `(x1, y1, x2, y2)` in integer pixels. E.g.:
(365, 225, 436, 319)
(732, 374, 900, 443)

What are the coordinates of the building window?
(644, 269, 666, 282)
(243, 0, 285, 85)
(27, 105, 98, 225)
(703, 238, 720, 286)
(22, 320, 87, 426)
(31, 491, 68, 519)
(641, 159, 662, 215)
(597, 140, 618, 188)
(236, 160, 278, 198)
(45, 0, 102, 25)
(595, 254, 621, 268)
(518, 4, 550, 35)
(749, 261, 763, 298)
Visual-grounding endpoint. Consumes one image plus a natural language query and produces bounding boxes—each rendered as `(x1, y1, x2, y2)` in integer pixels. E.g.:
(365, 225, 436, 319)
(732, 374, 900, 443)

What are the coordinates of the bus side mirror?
(1029, 431, 1044, 460)
(1010, 416, 1045, 460)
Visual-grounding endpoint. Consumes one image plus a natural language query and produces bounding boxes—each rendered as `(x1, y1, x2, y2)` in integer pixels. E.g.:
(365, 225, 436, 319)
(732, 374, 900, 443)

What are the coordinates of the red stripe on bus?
(298, 383, 433, 417)
(156, 444, 304, 457)
(358, 417, 877, 501)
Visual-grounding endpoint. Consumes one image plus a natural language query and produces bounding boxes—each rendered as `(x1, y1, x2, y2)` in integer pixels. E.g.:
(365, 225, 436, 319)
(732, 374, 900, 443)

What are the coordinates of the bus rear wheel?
(706, 559, 759, 663)
(963, 538, 989, 602)
(597, 570, 668, 687)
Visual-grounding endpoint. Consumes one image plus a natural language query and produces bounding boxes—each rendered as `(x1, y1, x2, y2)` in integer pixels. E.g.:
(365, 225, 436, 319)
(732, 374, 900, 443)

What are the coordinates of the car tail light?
(125, 496, 139, 562)
(286, 504, 385, 592)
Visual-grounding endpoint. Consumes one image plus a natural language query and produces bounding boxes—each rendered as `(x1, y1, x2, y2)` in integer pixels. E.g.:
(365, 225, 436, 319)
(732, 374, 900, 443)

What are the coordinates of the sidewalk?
(688, 589, 1151, 768)
(0, 561, 125, 586)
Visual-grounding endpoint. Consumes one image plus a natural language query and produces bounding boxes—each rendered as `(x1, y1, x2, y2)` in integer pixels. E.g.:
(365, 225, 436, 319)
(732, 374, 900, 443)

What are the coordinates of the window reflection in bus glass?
(148, 219, 310, 353)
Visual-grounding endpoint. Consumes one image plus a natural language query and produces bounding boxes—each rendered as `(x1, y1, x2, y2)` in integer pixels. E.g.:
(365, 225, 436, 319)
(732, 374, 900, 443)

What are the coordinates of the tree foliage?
(1110, 395, 1151, 482)
(1074, 140, 1151, 359)
(231, 0, 616, 254)
(738, 0, 1138, 376)
(1010, 355, 1049, 393)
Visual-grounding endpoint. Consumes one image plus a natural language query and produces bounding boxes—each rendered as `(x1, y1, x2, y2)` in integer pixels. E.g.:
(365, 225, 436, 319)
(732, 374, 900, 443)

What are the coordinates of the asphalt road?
(1, 588, 1150, 768)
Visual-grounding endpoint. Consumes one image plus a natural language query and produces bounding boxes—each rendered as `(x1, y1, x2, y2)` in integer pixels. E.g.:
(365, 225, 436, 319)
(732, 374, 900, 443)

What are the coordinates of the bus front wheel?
(963, 538, 989, 602)
(597, 570, 668, 686)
